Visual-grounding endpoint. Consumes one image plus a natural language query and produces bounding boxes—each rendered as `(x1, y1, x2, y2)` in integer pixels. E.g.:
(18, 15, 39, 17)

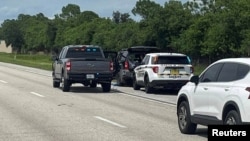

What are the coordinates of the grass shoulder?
(0, 52, 52, 71)
(0, 52, 208, 75)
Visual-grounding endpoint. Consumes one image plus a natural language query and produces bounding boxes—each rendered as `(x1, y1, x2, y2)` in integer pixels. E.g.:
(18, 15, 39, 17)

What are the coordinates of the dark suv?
(115, 46, 160, 86)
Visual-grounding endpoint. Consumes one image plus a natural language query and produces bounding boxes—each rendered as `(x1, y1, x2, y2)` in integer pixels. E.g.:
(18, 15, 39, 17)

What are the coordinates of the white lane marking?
(94, 116, 127, 128)
(0, 80, 8, 83)
(30, 92, 45, 97)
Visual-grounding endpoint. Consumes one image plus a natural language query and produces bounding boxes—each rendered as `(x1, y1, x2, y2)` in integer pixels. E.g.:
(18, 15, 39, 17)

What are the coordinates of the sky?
(0, 0, 188, 24)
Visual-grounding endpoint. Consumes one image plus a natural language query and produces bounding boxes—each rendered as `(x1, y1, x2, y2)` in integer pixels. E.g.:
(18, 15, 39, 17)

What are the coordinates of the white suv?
(133, 52, 193, 93)
(176, 58, 250, 134)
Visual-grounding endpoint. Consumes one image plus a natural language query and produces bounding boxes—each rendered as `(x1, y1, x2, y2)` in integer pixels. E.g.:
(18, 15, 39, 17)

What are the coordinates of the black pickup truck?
(52, 45, 114, 92)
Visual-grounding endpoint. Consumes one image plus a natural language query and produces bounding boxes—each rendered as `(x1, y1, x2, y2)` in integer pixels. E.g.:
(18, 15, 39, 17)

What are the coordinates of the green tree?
(0, 28, 3, 39)
(112, 11, 132, 23)
(162, 0, 193, 51)
(59, 4, 81, 20)
(78, 11, 99, 23)
(132, 0, 162, 20)
(17, 13, 50, 52)
(132, 0, 163, 47)
(1, 19, 24, 52)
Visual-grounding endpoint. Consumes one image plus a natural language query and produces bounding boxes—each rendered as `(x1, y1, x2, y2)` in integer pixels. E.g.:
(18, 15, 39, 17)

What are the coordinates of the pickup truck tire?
(90, 82, 97, 88)
(62, 75, 70, 92)
(53, 80, 60, 88)
(52, 72, 60, 88)
(101, 83, 111, 92)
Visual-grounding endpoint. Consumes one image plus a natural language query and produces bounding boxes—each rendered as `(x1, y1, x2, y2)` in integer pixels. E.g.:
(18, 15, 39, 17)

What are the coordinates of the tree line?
(0, 0, 250, 64)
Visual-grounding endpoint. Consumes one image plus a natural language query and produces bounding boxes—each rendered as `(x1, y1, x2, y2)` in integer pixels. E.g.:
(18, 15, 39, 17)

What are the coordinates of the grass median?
(0, 52, 206, 75)
(0, 52, 52, 71)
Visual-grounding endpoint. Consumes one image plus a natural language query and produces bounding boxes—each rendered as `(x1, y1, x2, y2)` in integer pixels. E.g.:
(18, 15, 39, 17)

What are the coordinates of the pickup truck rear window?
(66, 47, 103, 58)
(154, 56, 191, 64)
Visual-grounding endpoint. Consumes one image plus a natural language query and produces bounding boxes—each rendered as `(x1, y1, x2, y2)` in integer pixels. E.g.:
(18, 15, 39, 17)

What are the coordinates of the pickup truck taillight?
(152, 66, 159, 73)
(124, 61, 129, 70)
(110, 61, 114, 71)
(66, 61, 71, 71)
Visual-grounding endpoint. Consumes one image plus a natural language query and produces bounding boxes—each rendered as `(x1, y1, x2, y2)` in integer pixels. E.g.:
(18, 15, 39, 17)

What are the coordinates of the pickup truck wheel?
(144, 76, 153, 94)
(62, 76, 70, 92)
(52, 72, 60, 88)
(90, 82, 97, 88)
(53, 80, 60, 88)
(102, 83, 111, 92)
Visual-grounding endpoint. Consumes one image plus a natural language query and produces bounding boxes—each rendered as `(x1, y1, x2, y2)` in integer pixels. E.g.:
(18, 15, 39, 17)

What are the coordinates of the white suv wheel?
(177, 101, 197, 134)
(224, 110, 241, 125)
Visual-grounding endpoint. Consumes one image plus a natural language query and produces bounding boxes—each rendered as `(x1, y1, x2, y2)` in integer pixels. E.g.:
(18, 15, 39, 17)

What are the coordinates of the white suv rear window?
(152, 56, 191, 65)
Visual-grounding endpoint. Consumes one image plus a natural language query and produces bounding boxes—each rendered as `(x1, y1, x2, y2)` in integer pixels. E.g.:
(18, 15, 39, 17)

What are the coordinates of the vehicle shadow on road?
(60, 86, 120, 94)
(140, 88, 179, 95)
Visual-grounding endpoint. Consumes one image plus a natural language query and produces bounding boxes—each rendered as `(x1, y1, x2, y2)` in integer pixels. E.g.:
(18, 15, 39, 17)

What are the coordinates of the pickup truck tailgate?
(69, 58, 112, 73)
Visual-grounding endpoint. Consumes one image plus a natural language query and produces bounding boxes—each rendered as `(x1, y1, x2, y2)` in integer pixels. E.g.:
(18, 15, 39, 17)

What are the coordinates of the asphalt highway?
(0, 62, 207, 141)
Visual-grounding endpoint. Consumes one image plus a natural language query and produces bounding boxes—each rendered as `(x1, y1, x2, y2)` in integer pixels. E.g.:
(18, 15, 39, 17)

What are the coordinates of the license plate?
(169, 75, 181, 78)
(86, 74, 94, 79)
(170, 69, 179, 75)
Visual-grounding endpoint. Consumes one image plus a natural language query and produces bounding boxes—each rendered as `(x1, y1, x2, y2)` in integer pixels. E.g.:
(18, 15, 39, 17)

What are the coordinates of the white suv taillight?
(190, 66, 194, 73)
(152, 66, 159, 73)
(66, 61, 71, 71)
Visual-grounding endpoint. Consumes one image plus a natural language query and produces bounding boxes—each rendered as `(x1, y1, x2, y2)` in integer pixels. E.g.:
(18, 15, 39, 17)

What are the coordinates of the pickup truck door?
(54, 58, 64, 78)
(54, 48, 66, 78)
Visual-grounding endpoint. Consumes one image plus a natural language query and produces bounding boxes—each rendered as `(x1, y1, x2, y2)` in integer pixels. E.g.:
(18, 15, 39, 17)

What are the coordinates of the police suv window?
(141, 55, 149, 65)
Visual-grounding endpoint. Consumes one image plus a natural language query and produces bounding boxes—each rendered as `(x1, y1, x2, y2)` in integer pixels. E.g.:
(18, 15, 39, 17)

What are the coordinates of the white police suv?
(133, 52, 193, 93)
